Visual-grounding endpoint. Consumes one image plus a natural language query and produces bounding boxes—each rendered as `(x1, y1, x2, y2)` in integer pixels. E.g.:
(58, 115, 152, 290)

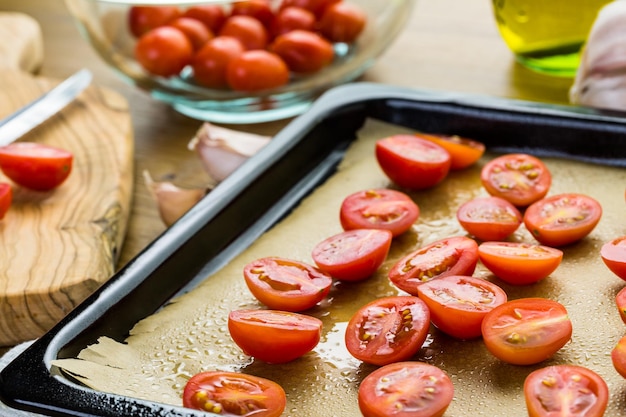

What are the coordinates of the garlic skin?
(570, 0, 626, 110)
(188, 122, 271, 182)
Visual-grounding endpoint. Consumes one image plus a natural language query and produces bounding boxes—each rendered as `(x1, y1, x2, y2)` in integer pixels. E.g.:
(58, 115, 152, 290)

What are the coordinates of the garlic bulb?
(188, 122, 271, 182)
(570, 0, 626, 110)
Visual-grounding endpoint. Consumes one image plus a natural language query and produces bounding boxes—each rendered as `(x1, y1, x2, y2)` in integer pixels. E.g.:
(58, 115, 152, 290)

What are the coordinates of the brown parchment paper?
(53, 119, 626, 416)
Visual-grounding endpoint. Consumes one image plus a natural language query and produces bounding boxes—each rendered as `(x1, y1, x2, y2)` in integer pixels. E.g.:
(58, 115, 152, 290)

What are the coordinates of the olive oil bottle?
(492, 0, 613, 77)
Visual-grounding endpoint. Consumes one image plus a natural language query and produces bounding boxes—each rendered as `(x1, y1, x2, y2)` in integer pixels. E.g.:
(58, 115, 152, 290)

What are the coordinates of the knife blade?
(0, 68, 93, 147)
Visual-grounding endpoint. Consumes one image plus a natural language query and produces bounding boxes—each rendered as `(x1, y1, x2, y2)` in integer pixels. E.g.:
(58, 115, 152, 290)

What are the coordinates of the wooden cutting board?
(0, 12, 134, 346)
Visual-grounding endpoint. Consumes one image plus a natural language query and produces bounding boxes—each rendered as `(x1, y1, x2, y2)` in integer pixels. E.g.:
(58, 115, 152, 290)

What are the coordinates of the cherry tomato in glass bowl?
(388, 236, 479, 296)
(192, 36, 245, 89)
(182, 371, 286, 417)
(0, 142, 73, 191)
(228, 309, 322, 363)
(601, 236, 626, 281)
(524, 365, 608, 417)
(243, 256, 332, 312)
(311, 228, 392, 281)
(612, 335, 626, 378)
(271, 6, 316, 37)
(523, 193, 602, 247)
(279, 0, 342, 17)
(226, 50, 290, 92)
(182, 4, 227, 33)
(480, 153, 551, 207)
(339, 188, 419, 237)
(318, 2, 367, 43)
(271, 30, 334, 73)
(219, 15, 269, 50)
(231, 0, 276, 29)
(456, 196, 522, 241)
(477, 241, 563, 285)
(481, 298, 572, 365)
(345, 296, 430, 366)
(0, 183, 12, 219)
(168, 17, 213, 51)
(420, 133, 485, 170)
(135, 26, 194, 77)
(416, 275, 507, 340)
(375, 134, 451, 190)
(616, 286, 626, 324)
(128, 5, 182, 38)
(358, 361, 454, 417)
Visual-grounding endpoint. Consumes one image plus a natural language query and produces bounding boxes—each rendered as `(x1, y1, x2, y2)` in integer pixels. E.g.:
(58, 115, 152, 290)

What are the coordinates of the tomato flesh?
(345, 296, 430, 366)
(182, 371, 286, 417)
(358, 361, 454, 417)
(477, 241, 563, 285)
(481, 298, 572, 365)
(523, 193, 602, 247)
(0, 142, 73, 191)
(420, 133, 485, 170)
(228, 309, 322, 363)
(524, 365, 608, 417)
(601, 236, 626, 281)
(311, 229, 392, 281)
(456, 196, 522, 241)
(243, 257, 332, 312)
(388, 236, 479, 296)
(416, 275, 507, 340)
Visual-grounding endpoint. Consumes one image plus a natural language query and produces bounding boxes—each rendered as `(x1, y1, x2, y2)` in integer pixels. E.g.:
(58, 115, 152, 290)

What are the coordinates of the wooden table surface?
(0, 0, 576, 349)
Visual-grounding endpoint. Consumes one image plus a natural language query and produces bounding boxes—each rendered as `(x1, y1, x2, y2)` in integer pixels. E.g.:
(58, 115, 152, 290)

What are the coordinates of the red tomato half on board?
(477, 241, 563, 285)
(243, 257, 332, 312)
(183, 371, 286, 417)
(420, 133, 486, 170)
(523, 193, 602, 247)
(0, 142, 73, 191)
(358, 361, 454, 417)
(481, 298, 572, 365)
(375, 134, 451, 190)
(345, 296, 430, 366)
(601, 236, 626, 281)
(524, 365, 608, 417)
(228, 309, 322, 363)
(480, 153, 551, 207)
(339, 188, 419, 237)
(388, 236, 479, 296)
(416, 275, 507, 340)
(456, 196, 522, 241)
(311, 229, 392, 281)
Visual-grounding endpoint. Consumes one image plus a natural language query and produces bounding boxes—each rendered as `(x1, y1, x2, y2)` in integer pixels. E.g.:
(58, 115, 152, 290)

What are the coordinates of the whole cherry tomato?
(523, 193, 602, 247)
(524, 365, 608, 417)
(231, 0, 276, 29)
(0, 183, 11, 219)
(271, 6, 316, 37)
(358, 362, 454, 417)
(219, 15, 269, 50)
(128, 6, 182, 38)
(318, 2, 367, 43)
(279, 0, 342, 17)
(135, 26, 193, 77)
(616, 286, 626, 324)
(182, 5, 227, 33)
(345, 296, 431, 366)
(228, 309, 322, 363)
(226, 50, 290, 91)
(601, 236, 626, 281)
(192, 36, 245, 88)
(456, 196, 522, 241)
(612, 335, 626, 379)
(183, 371, 286, 416)
(168, 17, 213, 51)
(271, 30, 334, 73)
(0, 142, 73, 191)
(420, 133, 485, 170)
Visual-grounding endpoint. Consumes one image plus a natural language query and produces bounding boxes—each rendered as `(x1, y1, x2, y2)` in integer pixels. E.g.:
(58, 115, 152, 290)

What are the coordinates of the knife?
(0, 68, 93, 147)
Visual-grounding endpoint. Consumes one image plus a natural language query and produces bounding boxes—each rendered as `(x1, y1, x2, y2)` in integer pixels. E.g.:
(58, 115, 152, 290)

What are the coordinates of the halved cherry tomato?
(0, 143, 73, 191)
(523, 193, 602, 247)
(182, 5, 227, 33)
(0, 183, 12, 219)
(456, 196, 522, 241)
(226, 50, 290, 91)
(271, 30, 334, 73)
(345, 296, 430, 366)
(481, 298, 572, 365)
(279, 0, 342, 17)
(388, 236, 479, 295)
(339, 188, 419, 237)
(524, 365, 608, 417)
(358, 361, 454, 417)
(243, 257, 332, 311)
(612, 335, 626, 378)
(480, 153, 551, 207)
(271, 6, 316, 37)
(228, 309, 322, 363)
(318, 2, 367, 43)
(183, 371, 286, 416)
(192, 36, 245, 88)
(231, 0, 276, 29)
(311, 229, 392, 281)
(219, 15, 269, 50)
(135, 26, 194, 77)
(375, 134, 451, 190)
(477, 241, 563, 285)
(168, 17, 213, 51)
(416, 275, 507, 340)
(601, 236, 626, 281)
(128, 6, 182, 38)
(616, 286, 626, 324)
(420, 133, 485, 170)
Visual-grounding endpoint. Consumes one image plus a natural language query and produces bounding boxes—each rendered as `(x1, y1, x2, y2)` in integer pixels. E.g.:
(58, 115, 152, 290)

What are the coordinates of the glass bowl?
(64, 0, 416, 123)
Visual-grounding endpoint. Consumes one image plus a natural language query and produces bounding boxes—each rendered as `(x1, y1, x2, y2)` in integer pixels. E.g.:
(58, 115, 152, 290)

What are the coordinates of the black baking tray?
(2, 82, 626, 417)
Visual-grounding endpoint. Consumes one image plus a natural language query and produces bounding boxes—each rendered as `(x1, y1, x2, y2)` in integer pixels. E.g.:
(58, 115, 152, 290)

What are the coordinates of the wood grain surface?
(0, 13, 133, 346)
